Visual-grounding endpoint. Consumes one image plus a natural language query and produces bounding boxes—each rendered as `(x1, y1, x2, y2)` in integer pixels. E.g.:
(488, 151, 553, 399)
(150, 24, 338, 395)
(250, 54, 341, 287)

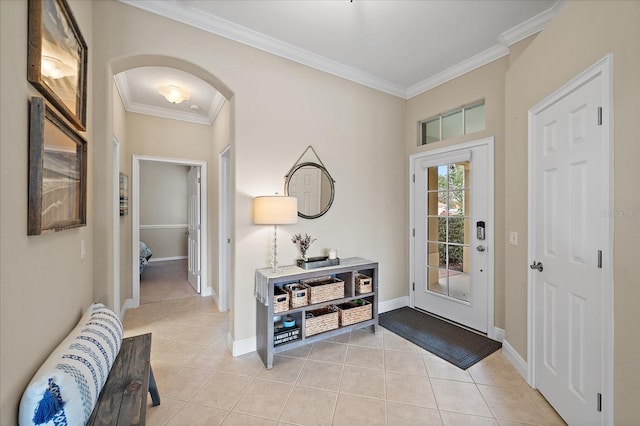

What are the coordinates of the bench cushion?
(19, 303, 124, 425)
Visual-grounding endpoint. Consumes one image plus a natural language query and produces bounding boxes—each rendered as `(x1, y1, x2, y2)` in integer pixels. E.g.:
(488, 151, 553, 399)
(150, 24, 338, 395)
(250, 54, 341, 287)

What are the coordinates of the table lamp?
(254, 195, 298, 272)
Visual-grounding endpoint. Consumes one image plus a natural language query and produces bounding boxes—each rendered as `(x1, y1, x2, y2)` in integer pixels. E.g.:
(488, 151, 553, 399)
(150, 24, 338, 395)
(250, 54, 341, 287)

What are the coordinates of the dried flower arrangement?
(291, 233, 316, 260)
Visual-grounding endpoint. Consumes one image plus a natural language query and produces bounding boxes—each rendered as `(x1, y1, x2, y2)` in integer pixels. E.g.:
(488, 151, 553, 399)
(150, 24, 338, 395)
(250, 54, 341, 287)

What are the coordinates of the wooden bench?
(86, 333, 160, 425)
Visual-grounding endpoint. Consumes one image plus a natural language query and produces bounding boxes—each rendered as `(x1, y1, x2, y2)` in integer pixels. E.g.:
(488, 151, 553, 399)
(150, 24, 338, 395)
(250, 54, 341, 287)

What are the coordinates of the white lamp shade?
(253, 196, 298, 225)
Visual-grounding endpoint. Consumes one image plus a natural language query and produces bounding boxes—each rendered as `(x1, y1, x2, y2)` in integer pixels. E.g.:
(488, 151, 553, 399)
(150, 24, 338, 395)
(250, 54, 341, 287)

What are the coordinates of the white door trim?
(409, 136, 495, 338)
(218, 146, 231, 312)
(527, 53, 613, 424)
(131, 155, 209, 308)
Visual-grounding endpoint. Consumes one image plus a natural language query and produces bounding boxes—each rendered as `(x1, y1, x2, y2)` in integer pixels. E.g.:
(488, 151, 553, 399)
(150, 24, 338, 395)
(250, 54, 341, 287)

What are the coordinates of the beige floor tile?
(256, 355, 306, 384)
(423, 354, 473, 382)
(308, 341, 348, 364)
(430, 378, 492, 417)
(386, 402, 443, 426)
(383, 329, 422, 352)
(232, 379, 293, 420)
(164, 402, 229, 426)
(145, 396, 185, 426)
(222, 412, 277, 426)
(340, 366, 385, 399)
(326, 332, 351, 344)
(524, 389, 566, 425)
(478, 384, 564, 425)
(468, 351, 529, 390)
(158, 365, 214, 401)
(349, 328, 384, 349)
(440, 411, 498, 425)
(189, 372, 252, 410)
(345, 345, 384, 370)
(183, 343, 229, 371)
(215, 351, 264, 377)
(384, 349, 428, 375)
(385, 371, 437, 409)
(152, 340, 209, 365)
(149, 360, 181, 384)
(296, 360, 343, 391)
(278, 344, 313, 359)
(333, 394, 386, 426)
(279, 385, 338, 426)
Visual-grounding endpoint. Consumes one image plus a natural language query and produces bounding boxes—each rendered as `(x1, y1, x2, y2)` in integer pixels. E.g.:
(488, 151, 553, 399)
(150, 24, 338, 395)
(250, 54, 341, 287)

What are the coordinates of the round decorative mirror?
(285, 162, 335, 219)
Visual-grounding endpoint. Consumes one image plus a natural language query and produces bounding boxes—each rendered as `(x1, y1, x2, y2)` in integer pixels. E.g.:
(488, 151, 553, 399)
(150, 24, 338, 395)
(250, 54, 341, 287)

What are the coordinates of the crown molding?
(119, 0, 407, 98)
(406, 44, 509, 99)
(208, 92, 226, 124)
(119, 0, 561, 100)
(113, 72, 134, 108)
(498, 0, 564, 47)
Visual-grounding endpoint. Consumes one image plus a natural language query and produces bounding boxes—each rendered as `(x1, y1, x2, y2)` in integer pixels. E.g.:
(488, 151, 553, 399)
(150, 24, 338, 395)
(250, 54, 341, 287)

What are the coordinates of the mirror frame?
(285, 162, 335, 219)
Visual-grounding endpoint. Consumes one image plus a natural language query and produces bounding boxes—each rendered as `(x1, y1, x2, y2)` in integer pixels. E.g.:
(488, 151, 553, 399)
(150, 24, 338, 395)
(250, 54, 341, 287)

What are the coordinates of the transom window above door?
(419, 100, 485, 145)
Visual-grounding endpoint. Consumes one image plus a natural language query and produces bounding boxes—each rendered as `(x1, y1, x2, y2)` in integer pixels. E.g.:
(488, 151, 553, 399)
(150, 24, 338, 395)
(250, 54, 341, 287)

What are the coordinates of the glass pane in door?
(425, 161, 471, 302)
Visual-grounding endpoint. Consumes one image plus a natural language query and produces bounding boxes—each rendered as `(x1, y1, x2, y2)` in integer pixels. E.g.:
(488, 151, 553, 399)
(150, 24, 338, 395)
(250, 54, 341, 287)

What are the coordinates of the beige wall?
(91, 1, 407, 347)
(0, 1, 94, 424)
(406, 56, 508, 329)
(113, 82, 132, 307)
(504, 1, 639, 422)
(139, 162, 189, 259)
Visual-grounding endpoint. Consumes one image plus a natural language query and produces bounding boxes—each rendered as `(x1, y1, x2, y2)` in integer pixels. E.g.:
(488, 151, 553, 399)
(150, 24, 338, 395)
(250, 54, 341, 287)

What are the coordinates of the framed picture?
(28, 97, 87, 235)
(120, 173, 129, 216)
(28, 0, 87, 131)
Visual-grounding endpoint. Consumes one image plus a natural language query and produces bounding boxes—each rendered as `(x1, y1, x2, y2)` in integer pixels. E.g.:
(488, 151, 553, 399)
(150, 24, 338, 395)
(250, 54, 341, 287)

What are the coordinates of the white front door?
(187, 166, 201, 293)
(412, 138, 493, 333)
(530, 67, 609, 425)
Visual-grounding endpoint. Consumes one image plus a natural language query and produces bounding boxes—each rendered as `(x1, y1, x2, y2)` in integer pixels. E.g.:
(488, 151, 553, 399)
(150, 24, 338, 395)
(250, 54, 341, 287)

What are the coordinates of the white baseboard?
(229, 334, 257, 356)
(210, 288, 219, 307)
(502, 339, 528, 381)
(119, 298, 137, 320)
(493, 327, 505, 342)
(378, 296, 409, 313)
(149, 256, 188, 262)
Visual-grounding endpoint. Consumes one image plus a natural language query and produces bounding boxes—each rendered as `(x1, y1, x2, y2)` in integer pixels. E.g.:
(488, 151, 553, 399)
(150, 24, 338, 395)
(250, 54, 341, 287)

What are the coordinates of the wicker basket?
(301, 276, 344, 304)
(336, 300, 372, 326)
(305, 307, 339, 337)
(273, 287, 290, 314)
(284, 283, 308, 309)
(355, 273, 372, 294)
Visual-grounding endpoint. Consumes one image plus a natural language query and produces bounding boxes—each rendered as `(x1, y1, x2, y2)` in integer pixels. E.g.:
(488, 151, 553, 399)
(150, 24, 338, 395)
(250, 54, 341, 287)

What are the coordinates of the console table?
(255, 257, 378, 369)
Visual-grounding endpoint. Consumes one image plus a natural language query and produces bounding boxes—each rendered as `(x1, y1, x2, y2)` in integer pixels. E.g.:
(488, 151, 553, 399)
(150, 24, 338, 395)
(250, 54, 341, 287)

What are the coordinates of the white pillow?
(19, 303, 123, 425)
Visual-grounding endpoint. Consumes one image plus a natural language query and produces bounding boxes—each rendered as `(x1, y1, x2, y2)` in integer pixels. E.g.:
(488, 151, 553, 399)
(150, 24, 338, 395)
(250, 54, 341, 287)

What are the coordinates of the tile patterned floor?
(123, 296, 566, 426)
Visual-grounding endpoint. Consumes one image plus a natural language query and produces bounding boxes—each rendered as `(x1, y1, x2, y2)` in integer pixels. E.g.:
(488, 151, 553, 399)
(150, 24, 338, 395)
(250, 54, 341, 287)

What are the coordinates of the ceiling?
(116, 0, 560, 123)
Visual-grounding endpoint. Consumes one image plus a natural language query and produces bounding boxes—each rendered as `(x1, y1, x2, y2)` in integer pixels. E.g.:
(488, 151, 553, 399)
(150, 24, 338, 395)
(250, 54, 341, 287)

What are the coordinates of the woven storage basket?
(301, 276, 344, 304)
(305, 307, 339, 337)
(355, 273, 372, 294)
(336, 300, 372, 326)
(273, 287, 290, 314)
(284, 283, 308, 309)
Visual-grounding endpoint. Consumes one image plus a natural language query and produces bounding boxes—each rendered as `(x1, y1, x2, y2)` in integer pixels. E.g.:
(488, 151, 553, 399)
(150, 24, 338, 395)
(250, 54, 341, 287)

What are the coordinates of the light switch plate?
(509, 232, 518, 246)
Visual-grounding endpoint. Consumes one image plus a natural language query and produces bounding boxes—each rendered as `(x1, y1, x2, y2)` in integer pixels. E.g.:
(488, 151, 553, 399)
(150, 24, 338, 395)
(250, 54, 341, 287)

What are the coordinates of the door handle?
(530, 261, 543, 272)
(476, 245, 486, 252)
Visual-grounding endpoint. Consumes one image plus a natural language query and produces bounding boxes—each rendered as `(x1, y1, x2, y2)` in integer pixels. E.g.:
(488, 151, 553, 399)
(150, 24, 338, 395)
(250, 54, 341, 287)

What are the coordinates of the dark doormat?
(379, 306, 501, 370)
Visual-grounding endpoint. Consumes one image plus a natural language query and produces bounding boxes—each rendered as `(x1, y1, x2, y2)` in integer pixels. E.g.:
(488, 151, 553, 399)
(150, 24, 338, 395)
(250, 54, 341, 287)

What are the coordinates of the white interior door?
(530, 71, 607, 425)
(187, 166, 201, 293)
(287, 166, 321, 215)
(413, 139, 493, 333)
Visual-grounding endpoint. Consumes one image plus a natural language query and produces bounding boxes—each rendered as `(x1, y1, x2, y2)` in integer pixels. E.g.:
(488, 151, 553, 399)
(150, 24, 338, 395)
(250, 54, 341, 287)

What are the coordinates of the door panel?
(413, 141, 492, 333)
(531, 73, 603, 425)
(187, 166, 201, 293)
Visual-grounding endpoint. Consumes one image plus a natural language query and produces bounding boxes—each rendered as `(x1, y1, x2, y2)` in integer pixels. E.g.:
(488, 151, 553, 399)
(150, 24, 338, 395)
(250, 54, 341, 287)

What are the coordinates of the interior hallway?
(140, 259, 196, 304)
(123, 296, 565, 425)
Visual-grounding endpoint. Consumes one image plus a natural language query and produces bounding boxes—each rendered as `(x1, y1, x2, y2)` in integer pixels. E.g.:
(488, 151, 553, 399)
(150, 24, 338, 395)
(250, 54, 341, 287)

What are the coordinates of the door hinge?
(597, 250, 602, 268)
(412, 228, 415, 237)
(412, 174, 415, 183)
(597, 393, 602, 412)
(597, 107, 603, 126)
(412, 282, 415, 291)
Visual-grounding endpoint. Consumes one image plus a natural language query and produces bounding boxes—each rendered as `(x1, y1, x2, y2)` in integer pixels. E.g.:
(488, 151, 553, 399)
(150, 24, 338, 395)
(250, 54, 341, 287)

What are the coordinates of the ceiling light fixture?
(158, 85, 190, 104)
